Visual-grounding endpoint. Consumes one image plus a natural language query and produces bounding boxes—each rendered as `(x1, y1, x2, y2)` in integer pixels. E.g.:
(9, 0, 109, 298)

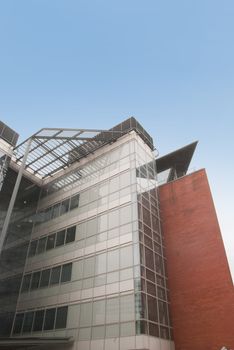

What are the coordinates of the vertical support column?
(0, 138, 32, 254)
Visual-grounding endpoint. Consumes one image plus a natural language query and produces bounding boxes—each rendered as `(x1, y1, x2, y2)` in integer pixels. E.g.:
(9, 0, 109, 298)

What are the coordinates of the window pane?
(50, 266, 61, 285)
(70, 194, 79, 210)
(145, 247, 154, 270)
(31, 271, 41, 290)
(21, 274, 31, 293)
(92, 300, 105, 325)
(60, 198, 70, 215)
(158, 301, 168, 325)
(40, 269, 51, 288)
(46, 234, 56, 250)
(148, 295, 158, 322)
(106, 298, 119, 323)
(107, 249, 119, 272)
(80, 303, 92, 327)
(120, 294, 135, 322)
(33, 310, 45, 331)
(28, 241, 37, 257)
(95, 253, 106, 275)
(83, 256, 95, 278)
(44, 308, 56, 330)
(120, 245, 133, 269)
(55, 306, 68, 329)
(37, 237, 47, 254)
(13, 313, 24, 334)
(61, 263, 72, 283)
(106, 324, 119, 338)
(120, 322, 135, 337)
(51, 203, 60, 219)
(92, 325, 105, 339)
(22, 311, 34, 333)
(55, 230, 65, 247)
(65, 226, 76, 243)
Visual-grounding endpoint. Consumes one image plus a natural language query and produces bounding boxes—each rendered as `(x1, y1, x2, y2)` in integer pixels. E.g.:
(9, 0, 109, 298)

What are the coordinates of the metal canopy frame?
(12, 128, 124, 180)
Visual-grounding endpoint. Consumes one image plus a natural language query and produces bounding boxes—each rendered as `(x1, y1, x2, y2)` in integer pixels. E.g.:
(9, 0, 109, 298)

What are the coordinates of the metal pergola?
(12, 128, 124, 180)
(0, 127, 125, 253)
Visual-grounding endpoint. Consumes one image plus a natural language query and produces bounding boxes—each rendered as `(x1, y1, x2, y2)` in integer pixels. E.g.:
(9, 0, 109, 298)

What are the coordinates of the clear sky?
(0, 0, 233, 280)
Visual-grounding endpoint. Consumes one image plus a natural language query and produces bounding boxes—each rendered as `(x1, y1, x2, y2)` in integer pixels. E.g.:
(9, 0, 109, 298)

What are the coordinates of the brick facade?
(159, 169, 234, 350)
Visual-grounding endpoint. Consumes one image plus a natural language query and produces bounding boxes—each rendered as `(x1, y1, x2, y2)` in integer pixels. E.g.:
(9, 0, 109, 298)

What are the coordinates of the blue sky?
(0, 0, 233, 279)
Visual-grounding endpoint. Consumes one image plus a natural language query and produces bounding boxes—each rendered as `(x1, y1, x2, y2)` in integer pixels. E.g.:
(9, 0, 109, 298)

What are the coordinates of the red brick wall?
(159, 169, 234, 350)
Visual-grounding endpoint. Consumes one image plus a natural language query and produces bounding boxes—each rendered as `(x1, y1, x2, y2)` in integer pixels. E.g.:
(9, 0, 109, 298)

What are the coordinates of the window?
(55, 306, 68, 329)
(37, 237, 46, 254)
(61, 263, 72, 283)
(65, 226, 76, 243)
(39, 269, 50, 288)
(21, 274, 31, 293)
(92, 300, 105, 325)
(43, 308, 56, 330)
(50, 266, 61, 285)
(13, 313, 24, 334)
(60, 198, 70, 215)
(51, 203, 61, 219)
(106, 298, 119, 323)
(70, 194, 79, 210)
(55, 230, 65, 247)
(22, 311, 34, 333)
(33, 310, 45, 332)
(80, 303, 92, 327)
(31, 271, 41, 290)
(46, 234, 56, 251)
(28, 241, 37, 257)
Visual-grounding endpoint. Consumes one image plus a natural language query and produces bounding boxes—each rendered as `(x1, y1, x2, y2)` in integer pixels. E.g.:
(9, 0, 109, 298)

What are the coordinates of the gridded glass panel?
(33, 310, 45, 332)
(55, 306, 68, 329)
(37, 237, 47, 254)
(106, 324, 119, 338)
(55, 230, 66, 247)
(22, 311, 34, 333)
(28, 241, 37, 257)
(120, 245, 133, 269)
(70, 194, 79, 210)
(61, 263, 72, 283)
(13, 313, 24, 334)
(44, 308, 56, 330)
(50, 266, 61, 285)
(106, 298, 119, 323)
(31, 271, 41, 290)
(86, 218, 97, 237)
(80, 303, 92, 327)
(39, 269, 51, 288)
(92, 300, 105, 325)
(21, 274, 31, 293)
(46, 234, 56, 250)
(120, 294, 135, 322)
(107, 249, 119, 272)
(65, 226, 76, 243)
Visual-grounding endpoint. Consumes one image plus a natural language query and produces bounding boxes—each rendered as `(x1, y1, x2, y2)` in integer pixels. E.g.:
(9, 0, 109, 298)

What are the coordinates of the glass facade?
(0, 121, 174, 349)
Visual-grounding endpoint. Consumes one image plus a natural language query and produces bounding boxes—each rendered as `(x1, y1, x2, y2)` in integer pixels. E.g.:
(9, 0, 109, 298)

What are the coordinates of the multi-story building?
(0, 117, 233, 350)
